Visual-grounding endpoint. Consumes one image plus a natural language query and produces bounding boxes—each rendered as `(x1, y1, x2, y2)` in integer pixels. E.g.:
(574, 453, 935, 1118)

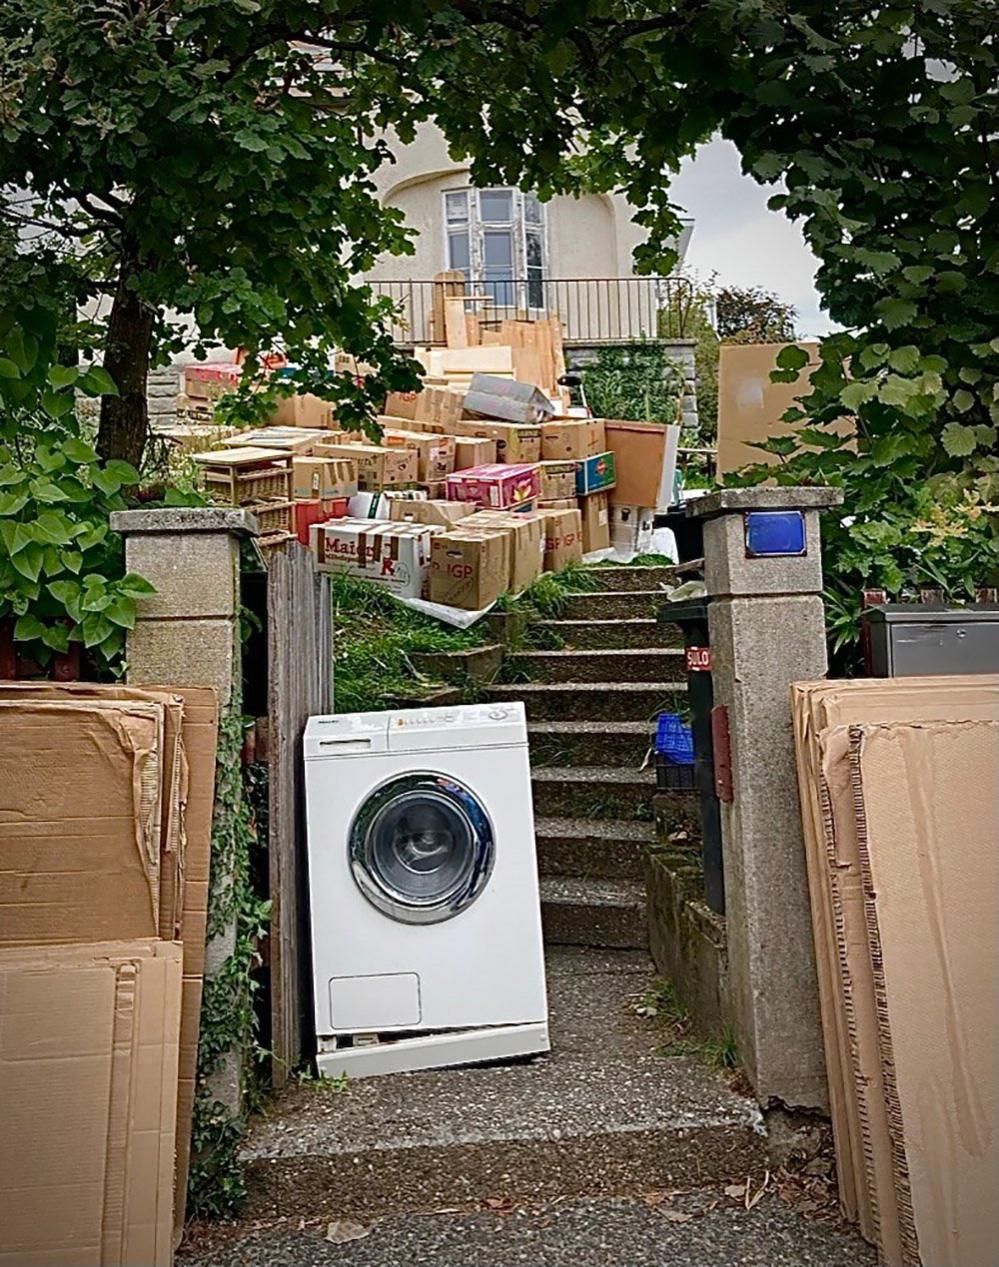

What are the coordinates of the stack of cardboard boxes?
(0, 685, 220, 1266)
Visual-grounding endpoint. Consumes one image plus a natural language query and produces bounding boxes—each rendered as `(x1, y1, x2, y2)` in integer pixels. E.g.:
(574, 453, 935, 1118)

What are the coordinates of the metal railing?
(368, 276, 695, 346)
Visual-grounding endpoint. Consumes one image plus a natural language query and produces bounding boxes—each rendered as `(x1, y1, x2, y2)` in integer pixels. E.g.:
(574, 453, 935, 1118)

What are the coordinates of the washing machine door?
(349, 773, 495, 924)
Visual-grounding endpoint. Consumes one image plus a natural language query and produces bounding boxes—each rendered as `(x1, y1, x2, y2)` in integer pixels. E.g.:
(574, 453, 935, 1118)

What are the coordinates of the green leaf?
(875, 298, 917, 330)
(62, 550, 82, 574)
(0, 491, 28, 515)
(870, 435, 912, 466)
(775, 345, 809, 371)
(10, 541, 44, 582)
(91, 467, 122, 495)
(63, 438, 98, 463)
(887, 346, 920, 374)
(952, 389, 975, 413)
(40, 622, 70, 653)
(0, 357, 20, 378)
(104, 596, 136, 629)
(47, 364, 78, 388)
(119, 571, 157, 596)
(104, 459, 140, 485)
(941, 422, 977, 457)
(13, 613, 46, 642)
(33, 511, 73, 544)
(840, 380, 878, 411)
(78, 366, 118, 396)
(42, 389, 75, 419)
(81, 613, 114, 648)
(30, 480, 70, 503)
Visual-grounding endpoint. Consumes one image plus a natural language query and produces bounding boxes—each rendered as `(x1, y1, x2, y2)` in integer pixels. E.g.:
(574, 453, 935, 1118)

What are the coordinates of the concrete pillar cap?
(110, 507, 260, 536)
(687, 487, 844, 520)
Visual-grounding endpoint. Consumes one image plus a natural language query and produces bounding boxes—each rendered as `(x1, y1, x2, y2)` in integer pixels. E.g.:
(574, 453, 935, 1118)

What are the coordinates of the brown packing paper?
(0, 699, 164, 945)
(0, 940, 183, 1267)
(849, 720, 998, 1267)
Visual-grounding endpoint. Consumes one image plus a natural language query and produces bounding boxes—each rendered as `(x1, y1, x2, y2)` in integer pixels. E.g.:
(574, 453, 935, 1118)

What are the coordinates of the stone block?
(127, 617, 236, 706)
(125, 532, 239, 620)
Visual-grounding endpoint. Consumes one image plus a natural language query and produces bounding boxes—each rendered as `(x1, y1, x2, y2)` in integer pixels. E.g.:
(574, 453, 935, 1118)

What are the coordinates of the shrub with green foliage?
(580, 343, 683, 424)
(0, 300, 152, 671)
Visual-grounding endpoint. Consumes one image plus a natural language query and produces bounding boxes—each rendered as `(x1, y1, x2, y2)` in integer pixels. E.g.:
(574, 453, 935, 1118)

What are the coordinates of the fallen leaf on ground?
(326, 1219, 371, 1244)
(660, 1210, 694, 1224)
(724, 1182, 747, 1199)
(746, 1171, 771, 1210)
(485, 1197, 513, 1211)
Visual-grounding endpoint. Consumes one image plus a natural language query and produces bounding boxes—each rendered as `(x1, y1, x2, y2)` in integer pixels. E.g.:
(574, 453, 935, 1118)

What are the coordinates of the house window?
(444, 187, 547, 309)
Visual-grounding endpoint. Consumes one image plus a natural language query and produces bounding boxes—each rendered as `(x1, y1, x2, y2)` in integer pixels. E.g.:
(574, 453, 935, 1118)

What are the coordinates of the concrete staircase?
(485, 565, 696, 953)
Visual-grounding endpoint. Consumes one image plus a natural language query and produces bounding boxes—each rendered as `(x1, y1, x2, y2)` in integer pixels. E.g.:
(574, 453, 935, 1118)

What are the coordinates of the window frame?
(441, 185, 548, 311)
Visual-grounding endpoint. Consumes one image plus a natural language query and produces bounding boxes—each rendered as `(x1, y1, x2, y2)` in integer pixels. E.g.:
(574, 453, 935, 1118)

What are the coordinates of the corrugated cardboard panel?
(793, 677, 999, 1265)
(0, 685, 187, 940)
(0, 700, 163, 945)
(0, 940, 182, 1267)
(851, 720, 999, 1267)
(0, 954, 118, 1265)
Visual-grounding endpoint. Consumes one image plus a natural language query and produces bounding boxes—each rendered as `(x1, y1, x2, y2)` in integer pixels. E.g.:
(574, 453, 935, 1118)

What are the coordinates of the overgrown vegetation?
(578, 343, 683, 424)
(634, 978, 740, 1073)
(330, 574, 484, 714)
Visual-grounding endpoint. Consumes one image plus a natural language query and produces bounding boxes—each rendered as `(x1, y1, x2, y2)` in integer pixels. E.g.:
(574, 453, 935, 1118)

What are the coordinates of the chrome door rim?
(348, 773, 495, 924)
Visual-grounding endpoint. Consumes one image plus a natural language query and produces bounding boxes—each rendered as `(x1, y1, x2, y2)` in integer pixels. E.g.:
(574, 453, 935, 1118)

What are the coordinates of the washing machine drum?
(349, 773, 495, 924)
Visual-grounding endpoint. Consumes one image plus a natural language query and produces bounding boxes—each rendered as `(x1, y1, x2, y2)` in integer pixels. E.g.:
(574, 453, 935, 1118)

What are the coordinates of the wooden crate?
(193, 446, 293, 506)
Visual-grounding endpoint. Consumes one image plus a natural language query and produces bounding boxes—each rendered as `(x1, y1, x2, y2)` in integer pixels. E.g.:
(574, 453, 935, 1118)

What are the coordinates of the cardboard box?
(268, 391, 334, 429)
(539, 496, 579, 511)
(541, 418, 606, 461)
(575, 450, 617, 495)
(0, 939, 183, 1267)
(538, 460, 577, 501)
(429, 530, 510, 610)
(455, 435, 499, 469)
(382, 428, 456, 481)
(610, 504, 655, 558)
(294, 497, 348, 545)
(419, 479, 447, 500)
(454, 419, 542, 464)
(385, 384, 465, 431)
(292, 455, 358, 500)
(469, 510, 545, 593)
(580, 491, 610, 553)
(605, 420, 680, 510)
(537, 507, 584, 572)
(446, 462, 541, 511)
(462, 373, 555, 424)
(389, 499, 477, 529)
(312, 518, 437, 597)
(315, 442, 418, 491)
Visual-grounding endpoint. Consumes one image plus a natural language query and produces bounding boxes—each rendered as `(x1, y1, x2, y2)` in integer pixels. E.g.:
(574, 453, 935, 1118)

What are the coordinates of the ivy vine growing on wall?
(0, 301, 154, 672)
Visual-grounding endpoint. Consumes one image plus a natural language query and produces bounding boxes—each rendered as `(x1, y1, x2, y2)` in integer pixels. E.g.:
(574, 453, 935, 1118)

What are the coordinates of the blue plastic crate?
(655, 713, 694, 764)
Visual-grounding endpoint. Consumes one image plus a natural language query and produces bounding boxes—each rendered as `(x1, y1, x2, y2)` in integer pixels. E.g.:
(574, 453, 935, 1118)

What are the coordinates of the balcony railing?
(367, 276, 695, 346)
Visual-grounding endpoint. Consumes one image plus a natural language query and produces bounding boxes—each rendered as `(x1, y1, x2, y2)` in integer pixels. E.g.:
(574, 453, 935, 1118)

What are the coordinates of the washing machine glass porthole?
(349, 774, 495, 924)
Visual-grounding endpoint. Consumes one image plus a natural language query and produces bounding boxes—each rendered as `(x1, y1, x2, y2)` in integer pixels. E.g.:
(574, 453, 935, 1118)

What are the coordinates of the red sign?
(685, 646, 712, 673)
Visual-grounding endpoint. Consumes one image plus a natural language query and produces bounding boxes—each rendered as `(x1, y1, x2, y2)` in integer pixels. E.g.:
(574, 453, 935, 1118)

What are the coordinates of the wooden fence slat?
(266, 541, 331, 1084)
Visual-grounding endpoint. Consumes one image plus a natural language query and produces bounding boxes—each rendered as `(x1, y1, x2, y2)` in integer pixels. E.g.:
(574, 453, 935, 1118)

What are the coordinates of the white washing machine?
(304, 701, 550, 1078)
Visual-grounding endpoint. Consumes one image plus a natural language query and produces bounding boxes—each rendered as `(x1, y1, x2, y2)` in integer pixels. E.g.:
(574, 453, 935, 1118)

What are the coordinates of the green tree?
(3, 1, 996, 607)
(715, 285, 797, 344)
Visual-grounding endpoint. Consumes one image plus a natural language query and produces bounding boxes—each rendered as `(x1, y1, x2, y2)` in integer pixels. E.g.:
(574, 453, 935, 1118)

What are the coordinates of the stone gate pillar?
(688, 487, 843, 1109)
(110, 506, 259, 1114)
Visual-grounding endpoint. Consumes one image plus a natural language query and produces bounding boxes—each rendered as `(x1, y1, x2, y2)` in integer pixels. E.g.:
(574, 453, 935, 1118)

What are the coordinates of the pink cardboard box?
(446, 463, 540, 511)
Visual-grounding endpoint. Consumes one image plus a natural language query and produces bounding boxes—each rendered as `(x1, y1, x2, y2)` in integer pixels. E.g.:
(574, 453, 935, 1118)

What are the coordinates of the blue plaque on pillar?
(744, 510, 806, 558)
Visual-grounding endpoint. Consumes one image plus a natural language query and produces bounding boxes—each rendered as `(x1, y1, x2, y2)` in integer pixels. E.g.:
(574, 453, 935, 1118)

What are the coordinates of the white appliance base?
(316, 1021, 550, 1079)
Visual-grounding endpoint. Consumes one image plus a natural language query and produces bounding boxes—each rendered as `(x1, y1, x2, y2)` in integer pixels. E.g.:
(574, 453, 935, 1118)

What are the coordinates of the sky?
(670, 137, 835, 338)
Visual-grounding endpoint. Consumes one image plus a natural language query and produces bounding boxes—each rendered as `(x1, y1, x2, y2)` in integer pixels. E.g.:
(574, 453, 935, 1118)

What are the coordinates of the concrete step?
(509, 647, 686, 684)
(483, 682, 685, 722)
(232, 949, 765, 1224)
(181, 1186, 877, 1267)
(529, 720, 652, 768)
(535, 816, 654, 880)
(534, 617, 681, 650)
(588, 564, 677, 592)
(560, 590, 666, 621)
(541, 877, 649, 948)
(532, 765, 657, 821)
(408, 644, 504, 685)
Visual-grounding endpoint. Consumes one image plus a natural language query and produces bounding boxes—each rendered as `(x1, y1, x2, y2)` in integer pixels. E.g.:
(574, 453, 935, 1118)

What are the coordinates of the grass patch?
(633, 977, 741, 1075)
(331, 574, 485, 714)
(495, 562, 600, 620)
